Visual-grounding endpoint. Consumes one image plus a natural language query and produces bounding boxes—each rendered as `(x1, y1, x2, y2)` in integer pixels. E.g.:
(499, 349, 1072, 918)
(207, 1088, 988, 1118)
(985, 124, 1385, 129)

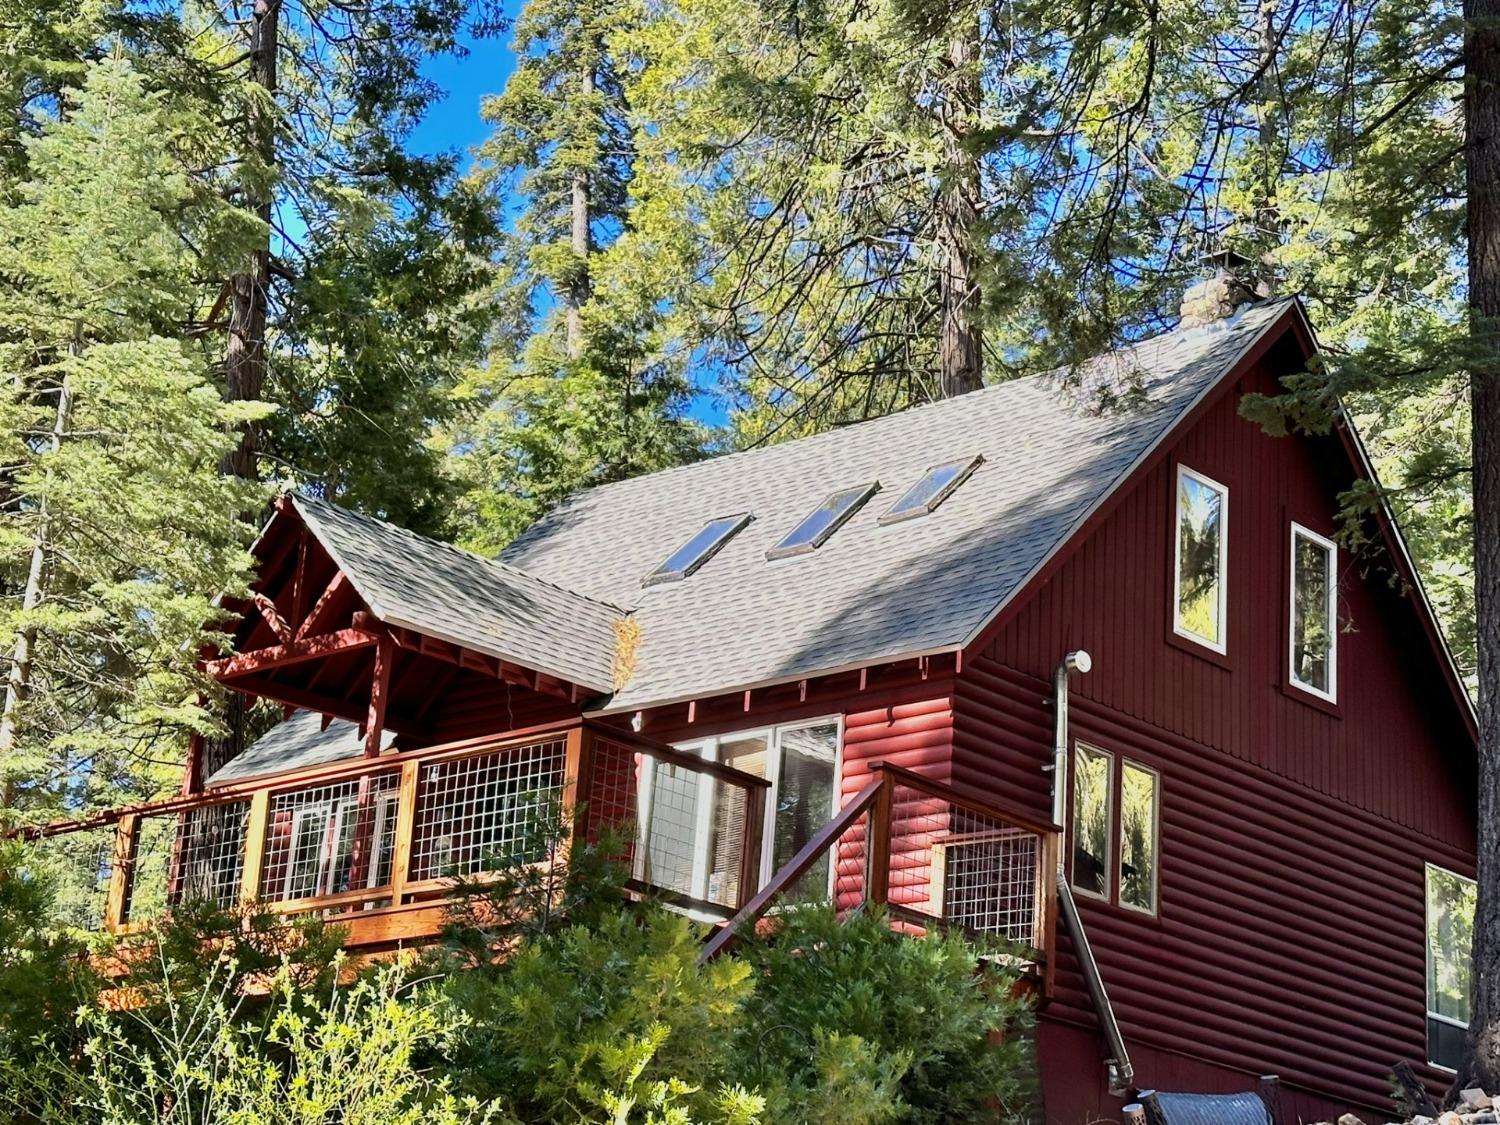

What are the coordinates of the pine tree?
(445, 0, 701, 552)
(0, 59, 265, 815)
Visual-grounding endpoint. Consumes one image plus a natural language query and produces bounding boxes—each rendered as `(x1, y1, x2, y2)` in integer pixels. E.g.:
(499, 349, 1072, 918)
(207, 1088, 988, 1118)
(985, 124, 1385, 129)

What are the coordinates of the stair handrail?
(698, 776, 885, 963)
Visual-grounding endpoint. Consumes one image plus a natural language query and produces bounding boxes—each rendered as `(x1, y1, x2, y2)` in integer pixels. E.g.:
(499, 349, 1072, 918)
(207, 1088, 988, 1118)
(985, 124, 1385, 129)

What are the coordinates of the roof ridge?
(519, 300, 1296, 519)
(291, 494, 629, 616)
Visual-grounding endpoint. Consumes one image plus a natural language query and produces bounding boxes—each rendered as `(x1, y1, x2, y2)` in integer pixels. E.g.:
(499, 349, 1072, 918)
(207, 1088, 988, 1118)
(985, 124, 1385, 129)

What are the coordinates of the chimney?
(1178, 249, 1273, 328)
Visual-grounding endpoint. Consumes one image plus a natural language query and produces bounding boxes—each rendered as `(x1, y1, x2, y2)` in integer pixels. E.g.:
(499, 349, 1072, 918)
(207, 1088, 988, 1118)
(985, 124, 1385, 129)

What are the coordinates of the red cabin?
(33, 298, 1477, 1122)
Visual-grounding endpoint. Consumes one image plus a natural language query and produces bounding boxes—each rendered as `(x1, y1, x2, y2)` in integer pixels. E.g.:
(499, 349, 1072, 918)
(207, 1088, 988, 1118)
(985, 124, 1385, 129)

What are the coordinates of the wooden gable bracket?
(251, 593, 293, 643)
(204, 623, 379, 680)
(295, 572, 354, 641)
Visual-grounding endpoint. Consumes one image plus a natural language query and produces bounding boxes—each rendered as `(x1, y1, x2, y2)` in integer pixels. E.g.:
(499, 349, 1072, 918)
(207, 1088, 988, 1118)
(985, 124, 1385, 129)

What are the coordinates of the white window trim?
(1069, 741, 1114, 903)
(638, 716, 844, 905)
(1289, 522, 1339, 703)
(1425, 862, 1476, 1072)
(1117, 759, 1160, 917)
(1172, 464, 1230, 654)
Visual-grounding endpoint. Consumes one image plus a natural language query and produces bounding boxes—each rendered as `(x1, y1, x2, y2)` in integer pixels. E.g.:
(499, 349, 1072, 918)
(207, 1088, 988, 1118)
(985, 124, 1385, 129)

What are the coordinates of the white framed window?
(1173, 465, 1229, 653)
(1070, 742, 1114, 900)
(1118, 761, 1159, 915)
(281, 793, 397, 901)
(1426, 863, 1476, 1072)
(1289, 523, 1338, 701)
(636, 717, 842, 910)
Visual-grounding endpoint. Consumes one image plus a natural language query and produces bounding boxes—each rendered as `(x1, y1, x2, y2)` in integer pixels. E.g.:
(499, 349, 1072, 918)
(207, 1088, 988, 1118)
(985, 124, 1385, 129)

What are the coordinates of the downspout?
(1049, 650, 1135, 1096)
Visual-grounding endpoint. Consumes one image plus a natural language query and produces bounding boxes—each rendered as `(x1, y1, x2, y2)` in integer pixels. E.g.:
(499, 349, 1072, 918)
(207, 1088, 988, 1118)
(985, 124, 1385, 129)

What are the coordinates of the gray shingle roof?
(502, 300, 1299, 712)
(293, 495, 624, 692)
(204, 710, 395, 786)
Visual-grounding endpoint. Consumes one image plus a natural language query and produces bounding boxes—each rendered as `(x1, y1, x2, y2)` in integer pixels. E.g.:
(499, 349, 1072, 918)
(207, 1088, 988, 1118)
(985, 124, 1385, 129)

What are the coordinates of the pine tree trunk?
(0, 370, 72, 799)
(1464, 0, 1500, 1087)
(221, 0, 279, 480)
(567, 66, 593, 360)
(936, 23, 983, 398)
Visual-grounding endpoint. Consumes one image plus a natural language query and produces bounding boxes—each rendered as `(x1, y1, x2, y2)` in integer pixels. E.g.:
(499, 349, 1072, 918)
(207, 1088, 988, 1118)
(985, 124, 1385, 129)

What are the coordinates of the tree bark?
(221, 0, 279, 480)
(1465, 0, 1500, 1088)
(0, 370, 72, 799)
(936, 23, 983, 398)
(566, 64, 593, 360)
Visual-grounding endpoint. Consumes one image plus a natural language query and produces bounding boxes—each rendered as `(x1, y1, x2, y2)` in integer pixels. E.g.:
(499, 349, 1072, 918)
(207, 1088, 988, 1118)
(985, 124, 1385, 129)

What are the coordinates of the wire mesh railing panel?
(261, 773, 400, 902)
(30, 827, 115, 931)
(127, 802, 250, 923)
(410, 738, 567, 882)
(885, 783, 1043, 947)
(590, 736, 762, 912)
(585, 738, 640, 861)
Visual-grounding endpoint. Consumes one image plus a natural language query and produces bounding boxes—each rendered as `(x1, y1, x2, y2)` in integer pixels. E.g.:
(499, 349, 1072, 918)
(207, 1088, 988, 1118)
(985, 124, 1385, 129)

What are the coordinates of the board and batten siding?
(953, 357, 1475, 1120)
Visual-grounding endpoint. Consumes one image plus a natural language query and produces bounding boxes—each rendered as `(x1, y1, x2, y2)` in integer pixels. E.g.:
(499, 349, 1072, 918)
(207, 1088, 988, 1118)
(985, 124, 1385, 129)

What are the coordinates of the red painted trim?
(365, 634, 393, 757)
(252, 592, 293, 643)
(206, 626, 378, 679)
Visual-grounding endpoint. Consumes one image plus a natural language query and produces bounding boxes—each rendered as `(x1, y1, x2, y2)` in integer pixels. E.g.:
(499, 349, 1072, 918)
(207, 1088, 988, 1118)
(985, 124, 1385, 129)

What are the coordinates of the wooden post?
(347, 633, 394, 888)
(240, 789, 270, 906)
(389, 758, 420, 905)
(1040, 828, 1060, 999)
(865, 767, 893, 908)
(104, 814, 139, 931)
(560, 724, 591, 858)
(736, 782, 766, 911)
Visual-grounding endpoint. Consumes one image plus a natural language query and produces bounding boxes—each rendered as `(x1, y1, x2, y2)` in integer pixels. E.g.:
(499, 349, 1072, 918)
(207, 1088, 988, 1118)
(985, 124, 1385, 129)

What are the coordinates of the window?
(646, 514, 752, 585)
(1290, 523, 1337, 700)
(281, 792, 397, 900)
(1072, 744, 1161, 913)
(767, 484, 879, 559)
(1173, 465, 1229, 652)
(1071, 743, 1113, 899)
(1119, 762, 1159, 914)
(639, 719, 841, 909)
(880, 456, 983, 523)
(1427, 864, 1476, 1071)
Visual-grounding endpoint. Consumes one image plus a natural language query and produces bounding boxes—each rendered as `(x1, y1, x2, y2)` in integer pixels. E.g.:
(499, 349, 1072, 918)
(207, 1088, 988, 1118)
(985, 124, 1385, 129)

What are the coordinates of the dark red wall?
(953, 354, 1476, 1119)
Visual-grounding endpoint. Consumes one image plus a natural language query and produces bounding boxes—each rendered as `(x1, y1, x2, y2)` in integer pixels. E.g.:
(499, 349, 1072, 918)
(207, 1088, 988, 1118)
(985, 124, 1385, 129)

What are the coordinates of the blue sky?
(406, 30, 515, 169)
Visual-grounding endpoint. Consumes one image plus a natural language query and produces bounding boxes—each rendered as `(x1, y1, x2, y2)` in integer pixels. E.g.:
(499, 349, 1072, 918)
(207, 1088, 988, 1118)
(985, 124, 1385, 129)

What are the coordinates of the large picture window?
(1173, 465, 1229, 652)
(1427, 864, 1476, 1071)
(1290, 523, 1338, 701)
(640, 719, 840, 910)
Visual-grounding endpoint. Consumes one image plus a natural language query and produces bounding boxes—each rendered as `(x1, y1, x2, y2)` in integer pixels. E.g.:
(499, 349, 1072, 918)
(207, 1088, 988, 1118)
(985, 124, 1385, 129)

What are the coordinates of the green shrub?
(444, 907, 764, 1124)
(733, 907, 1037, 1125)
(12, 961, 500, 1125)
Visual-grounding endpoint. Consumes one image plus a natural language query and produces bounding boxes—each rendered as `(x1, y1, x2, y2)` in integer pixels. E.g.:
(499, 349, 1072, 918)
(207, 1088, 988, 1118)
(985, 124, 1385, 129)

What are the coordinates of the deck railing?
(20, 733, 1058, 986)
(700, 762, 1059, 994)
(19, 721, 771, 944)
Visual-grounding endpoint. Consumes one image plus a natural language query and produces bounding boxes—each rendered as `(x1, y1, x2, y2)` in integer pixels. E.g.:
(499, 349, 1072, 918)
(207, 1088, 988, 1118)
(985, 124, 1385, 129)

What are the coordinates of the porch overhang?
(199, 495, 618, 787)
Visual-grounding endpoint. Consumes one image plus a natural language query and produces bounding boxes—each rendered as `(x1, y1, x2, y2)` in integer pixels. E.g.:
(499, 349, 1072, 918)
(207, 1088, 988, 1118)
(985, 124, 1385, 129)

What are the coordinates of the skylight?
(767, 483, 880, 560)
(645, 513, 752, 585)
(880, 456, 984, 524)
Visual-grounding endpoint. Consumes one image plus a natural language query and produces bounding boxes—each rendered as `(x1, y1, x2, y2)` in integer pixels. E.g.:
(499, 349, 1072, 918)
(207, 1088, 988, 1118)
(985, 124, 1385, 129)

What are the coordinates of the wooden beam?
(252, 593, 293, 643)
(365, 634, 393, 758)
(295, 572, 354, 641)
(206, 626, 377, 680)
